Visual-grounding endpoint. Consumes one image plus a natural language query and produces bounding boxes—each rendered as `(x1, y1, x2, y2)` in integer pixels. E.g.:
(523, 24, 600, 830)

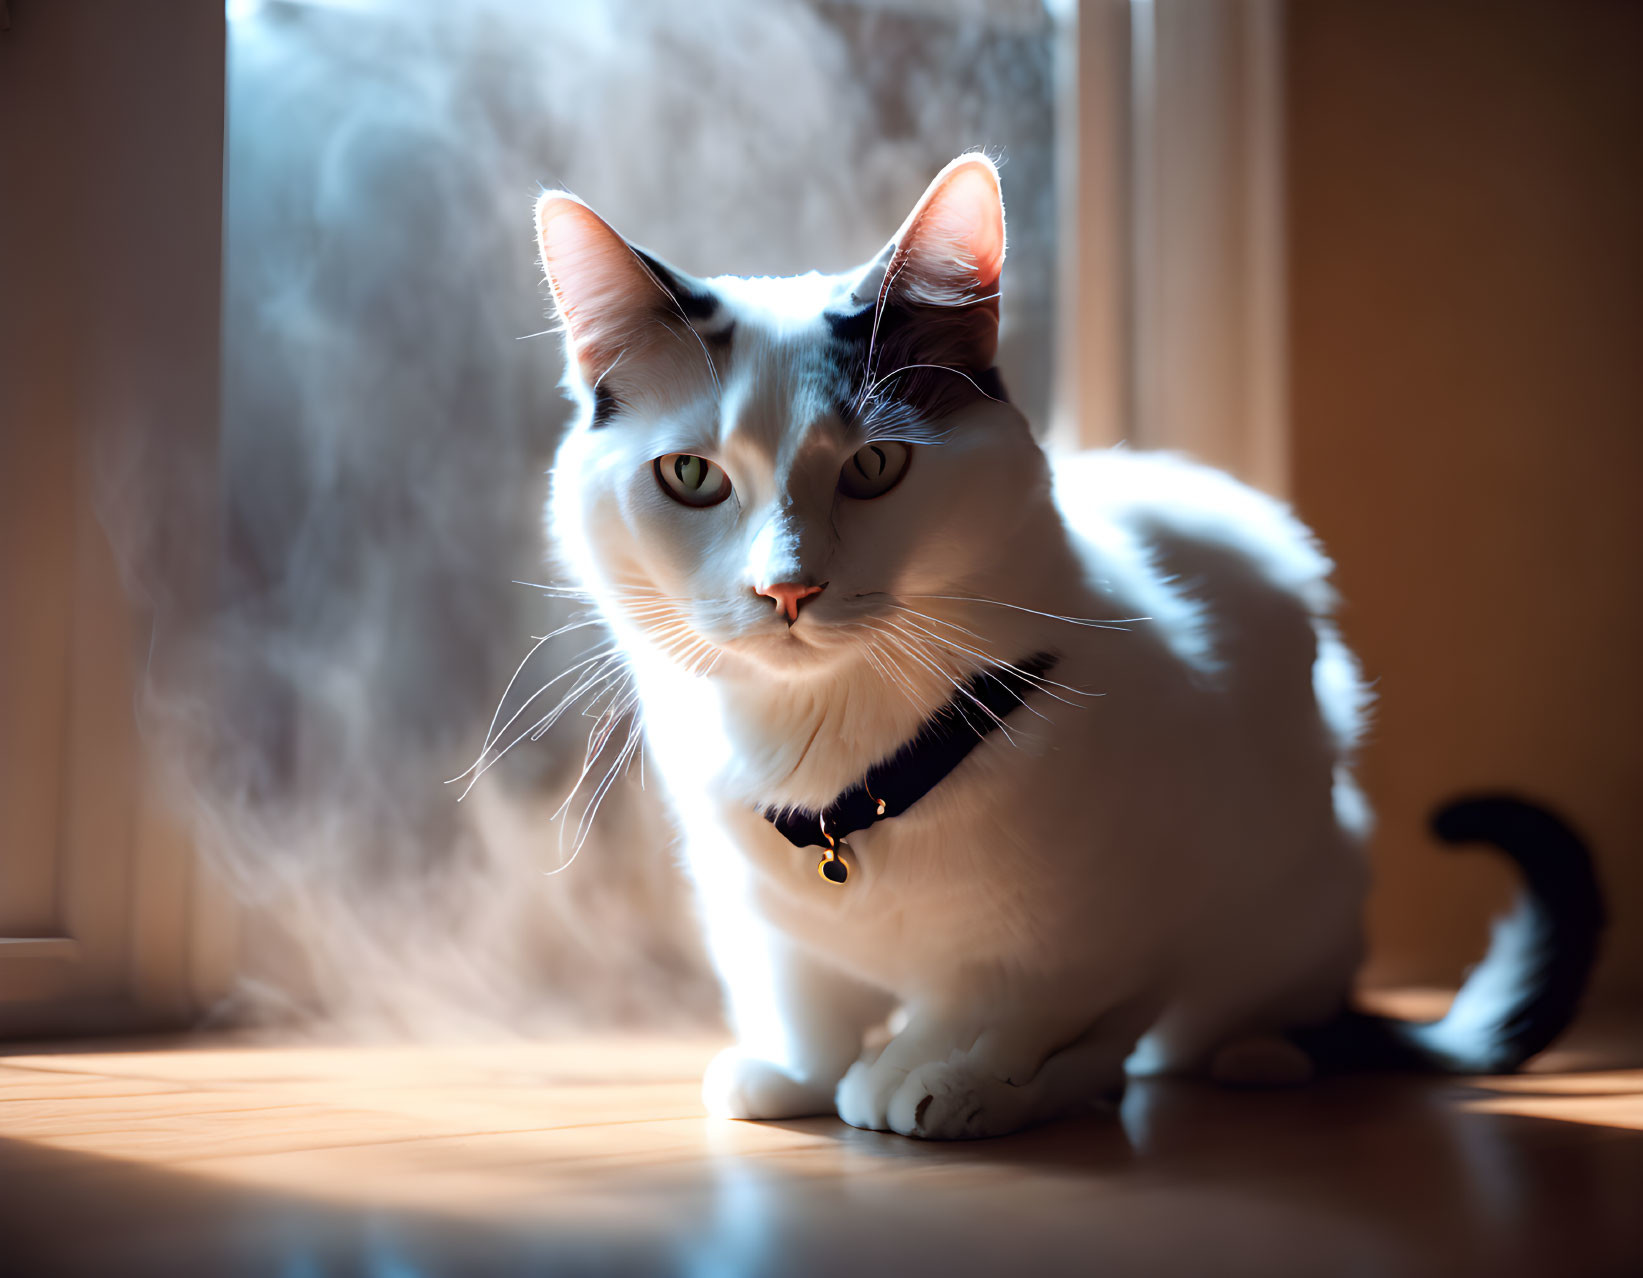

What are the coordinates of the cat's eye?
(838, 441, 911, 500)
(653, 453, 733, 508)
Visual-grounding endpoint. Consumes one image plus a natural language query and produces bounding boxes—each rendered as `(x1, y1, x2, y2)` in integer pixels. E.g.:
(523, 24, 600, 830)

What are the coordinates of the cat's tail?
(1296, 794, 1604, 1074)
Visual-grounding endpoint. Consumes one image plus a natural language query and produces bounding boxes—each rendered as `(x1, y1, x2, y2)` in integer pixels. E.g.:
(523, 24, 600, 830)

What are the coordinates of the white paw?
(887, 1059, 1028, 1139)
(834, 1053, 907, 1131)
(836, 1050, 1029, 1140)
(701, 1048, 835, 1120)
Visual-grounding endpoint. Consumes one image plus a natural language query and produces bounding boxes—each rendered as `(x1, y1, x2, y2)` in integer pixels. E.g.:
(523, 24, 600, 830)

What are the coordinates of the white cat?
(530, 155, 1599, 1138)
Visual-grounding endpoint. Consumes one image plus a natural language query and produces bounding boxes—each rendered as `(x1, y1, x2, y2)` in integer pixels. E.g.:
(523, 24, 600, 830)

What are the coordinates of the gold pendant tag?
(817, 814, 850, 884)
(818, 845, 850, 884)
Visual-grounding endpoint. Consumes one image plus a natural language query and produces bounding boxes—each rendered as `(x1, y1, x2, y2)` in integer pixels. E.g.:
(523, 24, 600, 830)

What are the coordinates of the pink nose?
(757, 581, 825, 624)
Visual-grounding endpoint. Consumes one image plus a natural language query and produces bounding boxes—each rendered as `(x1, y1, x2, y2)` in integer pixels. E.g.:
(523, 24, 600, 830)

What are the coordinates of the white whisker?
(448, 643, 619, 786)
(899, 593, 1149, 630)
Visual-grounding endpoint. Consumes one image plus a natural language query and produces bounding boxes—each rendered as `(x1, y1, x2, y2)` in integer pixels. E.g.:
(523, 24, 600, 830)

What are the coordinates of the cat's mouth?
(718, 617, 859, 672)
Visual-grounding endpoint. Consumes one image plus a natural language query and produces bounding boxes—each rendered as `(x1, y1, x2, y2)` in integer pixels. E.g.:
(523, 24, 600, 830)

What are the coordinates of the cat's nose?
(756, 581, 825, 625)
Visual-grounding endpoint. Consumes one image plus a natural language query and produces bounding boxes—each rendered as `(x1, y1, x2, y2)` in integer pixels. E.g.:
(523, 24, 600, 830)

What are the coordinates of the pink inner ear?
(535, 194, 666, 375)
(890, 157, 1006, 309)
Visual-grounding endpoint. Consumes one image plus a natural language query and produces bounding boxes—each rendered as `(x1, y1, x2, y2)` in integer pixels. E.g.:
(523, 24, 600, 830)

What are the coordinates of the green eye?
(654, 453, 732, 507)
(838, 441, 911, 499)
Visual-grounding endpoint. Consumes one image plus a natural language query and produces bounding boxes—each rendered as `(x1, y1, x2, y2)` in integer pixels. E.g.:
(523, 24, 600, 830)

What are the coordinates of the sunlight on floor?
(3, 1000, 1641, 1275)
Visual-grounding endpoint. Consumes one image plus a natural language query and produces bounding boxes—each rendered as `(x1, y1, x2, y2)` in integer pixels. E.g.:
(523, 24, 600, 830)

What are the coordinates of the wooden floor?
(2, 1000, 1640, 1277)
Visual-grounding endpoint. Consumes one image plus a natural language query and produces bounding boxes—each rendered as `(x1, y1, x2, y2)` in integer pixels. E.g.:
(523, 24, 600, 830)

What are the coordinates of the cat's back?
(1048, 449, 1357, 739)
(1052, 448, 1337, 623)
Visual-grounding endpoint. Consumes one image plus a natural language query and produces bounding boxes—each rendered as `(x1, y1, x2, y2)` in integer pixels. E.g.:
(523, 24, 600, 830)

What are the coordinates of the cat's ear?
(851, 153, 1006, 373)
(883, 153, 1005, 311)
(535, 192, 707, 383)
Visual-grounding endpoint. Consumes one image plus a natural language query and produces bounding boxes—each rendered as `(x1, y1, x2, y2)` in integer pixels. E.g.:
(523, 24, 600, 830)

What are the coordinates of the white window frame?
(0, 1, 236, 1037)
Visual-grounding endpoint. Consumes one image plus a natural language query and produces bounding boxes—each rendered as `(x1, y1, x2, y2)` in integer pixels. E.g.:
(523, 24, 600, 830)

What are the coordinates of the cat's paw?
(835, 1050, 1029, 1139)
(701, 1048, 835, 1121)
(834, 1054, 904, 1131)
(885, 1058, 1030, 1140)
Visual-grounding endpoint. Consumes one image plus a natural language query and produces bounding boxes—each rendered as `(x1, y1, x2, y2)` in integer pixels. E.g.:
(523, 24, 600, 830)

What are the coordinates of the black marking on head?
(826, 296, 1011, 429)
(591, 383, 621, 428)
(824, 304, 877, 346)
(631, 247, 720, 322)
(698, 320, 736, 349)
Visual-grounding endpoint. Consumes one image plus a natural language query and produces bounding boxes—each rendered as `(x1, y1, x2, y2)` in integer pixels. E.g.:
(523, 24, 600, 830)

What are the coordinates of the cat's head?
(537, 155, 1050, 682)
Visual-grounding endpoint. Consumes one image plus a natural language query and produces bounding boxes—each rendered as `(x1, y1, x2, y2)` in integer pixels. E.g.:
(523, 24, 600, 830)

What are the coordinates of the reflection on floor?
(1, 1000, 1639, 1277)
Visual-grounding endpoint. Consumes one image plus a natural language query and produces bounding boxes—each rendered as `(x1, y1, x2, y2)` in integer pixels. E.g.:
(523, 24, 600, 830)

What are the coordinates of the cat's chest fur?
(639, 607, 1224, 993)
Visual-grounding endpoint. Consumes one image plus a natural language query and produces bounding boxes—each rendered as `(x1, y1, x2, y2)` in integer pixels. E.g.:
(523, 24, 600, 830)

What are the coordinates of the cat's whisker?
(848, 627, 928, 719)
(899, 622, 1040, 739)
(899, 593, 1151, 630)
(449, 644, 620, 786)
(458, 654, 632, 799)
(460, 684, 604, 801)
(580, 675, 638, 759)
(575, 718, 643, 847)
(475, 629, 558, 762)
(893, 626, 1065, 719)
(864, 627, 942, 713)
(892, 634, 1021, 748)
(591, 346, 629, 390)
(517, 656, 625, 747)
(649, 626, 708, 661)
(858, 361, 1006, 412)
(522, 653, 624, 732)
(852, 252, 914, 417)
(537, 656, 629, 738)
(548, 691, 631, 823)
(641, 615, 723, 675)
(512, 578, 594, 598)
(504, 662, 622, 755)
(629, 258, 723, 397)
(549, 679, 641, 837)
(891, 611, 1094, 706)
(550, 711, 646, 876)
(681, 636, 718, 677)
(855, 400, 956, 448)
(880, 606, 988, 644)
(879, 621, 1022, 745)
(847, 620, 925, 694)
(525, 617, 607, 645)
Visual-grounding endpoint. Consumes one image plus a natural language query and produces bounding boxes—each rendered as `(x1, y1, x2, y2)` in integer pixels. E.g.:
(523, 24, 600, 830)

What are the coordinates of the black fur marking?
(826, 298, 1010, 424)
(591, 383, 621, 429)
(824, 304, 878, 345)
(698, 320, 736, 349)
(631, 247, 719, 322)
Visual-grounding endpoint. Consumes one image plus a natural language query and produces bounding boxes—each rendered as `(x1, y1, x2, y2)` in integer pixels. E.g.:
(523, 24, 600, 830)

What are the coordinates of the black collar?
(763, 652, 1059, 851)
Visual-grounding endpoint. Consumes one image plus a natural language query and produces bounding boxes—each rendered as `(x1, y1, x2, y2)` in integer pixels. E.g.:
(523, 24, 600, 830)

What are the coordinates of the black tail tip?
(1296, 792, 1604, 1076)
(1430, 793, 1606, 932)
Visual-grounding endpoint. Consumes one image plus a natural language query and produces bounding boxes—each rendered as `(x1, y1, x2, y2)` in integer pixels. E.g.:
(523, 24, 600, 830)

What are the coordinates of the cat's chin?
(719, 626, 858, 676)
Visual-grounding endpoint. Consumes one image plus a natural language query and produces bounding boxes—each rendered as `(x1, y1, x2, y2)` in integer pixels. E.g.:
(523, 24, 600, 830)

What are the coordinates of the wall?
(1286, 0, 1643, 997)
(0, 0, 233, 1033)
